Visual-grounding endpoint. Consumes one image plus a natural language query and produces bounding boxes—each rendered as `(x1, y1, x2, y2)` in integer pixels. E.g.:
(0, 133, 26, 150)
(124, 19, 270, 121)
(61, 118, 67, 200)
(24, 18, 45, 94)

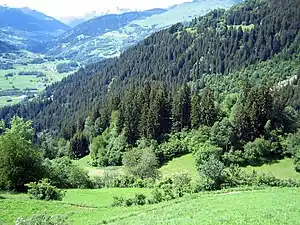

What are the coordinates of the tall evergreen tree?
(172, 83, 191, 132)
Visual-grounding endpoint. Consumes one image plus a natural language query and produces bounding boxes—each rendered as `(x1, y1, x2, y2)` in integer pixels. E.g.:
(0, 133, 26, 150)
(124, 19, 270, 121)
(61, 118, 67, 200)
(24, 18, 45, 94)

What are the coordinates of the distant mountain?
(47, 8, 167, 61)
(63, 7, 136, 27)
(0, 40, 17, 53)
(0, 6, 68, 33)
(47, 0, 242, 63)
(0, 6, 69, 52)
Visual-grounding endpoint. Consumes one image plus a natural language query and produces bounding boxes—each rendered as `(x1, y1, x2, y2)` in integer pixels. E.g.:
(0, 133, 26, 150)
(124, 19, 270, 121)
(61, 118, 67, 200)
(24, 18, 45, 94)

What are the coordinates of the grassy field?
(159, 154, 199, 180)
(160, 154, 300, 180)
(244, 158, 300, 179)
(0, 188, 151, 224)
(64, 188, 152, 208)
(0, 56, 77, 106)
(1, 188, 300, 224)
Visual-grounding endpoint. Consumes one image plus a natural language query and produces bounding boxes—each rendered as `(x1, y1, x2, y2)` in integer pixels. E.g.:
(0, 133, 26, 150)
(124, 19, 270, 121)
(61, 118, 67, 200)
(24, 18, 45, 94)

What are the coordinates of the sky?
(0, 0, 192, 20)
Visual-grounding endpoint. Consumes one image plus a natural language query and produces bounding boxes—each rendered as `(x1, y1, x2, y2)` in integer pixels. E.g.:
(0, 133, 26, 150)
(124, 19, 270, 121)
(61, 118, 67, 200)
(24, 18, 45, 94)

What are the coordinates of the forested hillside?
(1, 1, 300, 222)
(1, 0, 299, 138)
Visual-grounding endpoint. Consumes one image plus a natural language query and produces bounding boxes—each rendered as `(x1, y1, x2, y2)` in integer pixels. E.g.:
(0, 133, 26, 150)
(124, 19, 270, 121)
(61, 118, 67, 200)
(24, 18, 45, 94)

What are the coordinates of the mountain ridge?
(47, 0, 242, 63)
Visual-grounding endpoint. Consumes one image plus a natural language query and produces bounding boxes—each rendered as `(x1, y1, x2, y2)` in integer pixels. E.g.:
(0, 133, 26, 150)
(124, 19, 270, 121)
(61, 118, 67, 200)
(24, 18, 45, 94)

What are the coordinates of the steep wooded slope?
(0, 0, 299, 137)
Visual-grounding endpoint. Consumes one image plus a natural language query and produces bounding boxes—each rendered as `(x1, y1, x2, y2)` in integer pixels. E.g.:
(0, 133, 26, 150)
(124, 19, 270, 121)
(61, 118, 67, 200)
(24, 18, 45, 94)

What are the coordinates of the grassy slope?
(159, 154, 199, 180)
(0, 188, 151, 224)
(106, 188, 300, 225)
(72, 155, 124, 177)
(160, 154, 300, 180)
(244, 158, 300, 180)
(1, 188, 300, 224)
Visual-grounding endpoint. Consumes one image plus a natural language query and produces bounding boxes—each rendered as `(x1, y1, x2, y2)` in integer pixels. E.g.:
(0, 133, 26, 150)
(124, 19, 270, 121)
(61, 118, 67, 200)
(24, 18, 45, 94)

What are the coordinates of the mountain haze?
(0, 6, 69, 52)
(47, 0, 242, 63)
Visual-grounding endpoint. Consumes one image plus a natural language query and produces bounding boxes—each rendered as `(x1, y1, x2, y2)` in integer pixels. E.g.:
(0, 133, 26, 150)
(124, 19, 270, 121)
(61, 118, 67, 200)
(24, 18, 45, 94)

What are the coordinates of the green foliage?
(243, 171, 300, 188)
(57, 138, 72, 158)
(194, 142, 222, 170)
(0, 117, 44, 191)
(172, 83, 191, 132)
(156, 132, 190, 163)
(112, 193, 147, 207)
(26, 179, 65, 201)
(170, 172, 192, 197)
(294, 149, 300, 173)
(90, 112, 127, 167)
(156, 172, 193, 199)
(244, 138, 278, 165)
(210, 118, 235, 150)
(191, 88, 218, 128)
(123, 147, 159, 179)
(70, 132, 89, 159)
(91, 173, 155, 189)
(283, 131, 300, 156)
(112, 196, 125, 207)
(198, 156, 225, 190)
(45, 157, 91, 189)
(16, 213, 70, 225)
(223, 148, 246, 165)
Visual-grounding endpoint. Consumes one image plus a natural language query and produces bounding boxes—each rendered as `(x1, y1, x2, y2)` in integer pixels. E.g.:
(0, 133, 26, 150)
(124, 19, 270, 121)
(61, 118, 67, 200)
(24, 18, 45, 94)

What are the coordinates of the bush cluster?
(44, 157, 92, 189)
(112, 193, 148, 207)
(91, 173, 155, 189)
(112, 172, 193, 207)
(16, 213, 70, 225)
(26, 179, 65, 201)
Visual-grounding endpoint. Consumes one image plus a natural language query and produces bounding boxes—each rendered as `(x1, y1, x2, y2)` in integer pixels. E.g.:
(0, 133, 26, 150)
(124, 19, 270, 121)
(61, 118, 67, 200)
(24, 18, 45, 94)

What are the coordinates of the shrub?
(160, 184, 175, 200)
(223, 164, 245, 188)
(16, 213, 70, 225)
(45, 157, 91, 189)
(294, 150, 300, 172)
(194, 142, 222, 170)
(171, 172, 192, 197)
(156, 133, 190, 163)
(123, 148, 159, 179)
(151, 188, 163, 203)
(112, 196, 125, 207)
(26, 179, 65, 201)
(242, 171, 300, 187)
(199, 156, 225, 190)
(67, 166, 91, 189)
(222, 148, 246, 165)
(193, 176, 216, 192)
(132, 193, 147, 206)
(124, 198, 134, 207)
(243, 138, 273, 165)
(283, 131, 300, 156)
(92, 173, 155, 189)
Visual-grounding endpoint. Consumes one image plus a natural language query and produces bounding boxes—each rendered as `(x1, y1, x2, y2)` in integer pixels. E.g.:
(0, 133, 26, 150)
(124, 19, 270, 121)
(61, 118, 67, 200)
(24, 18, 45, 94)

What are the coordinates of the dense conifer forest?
(0, 0, 300, 170)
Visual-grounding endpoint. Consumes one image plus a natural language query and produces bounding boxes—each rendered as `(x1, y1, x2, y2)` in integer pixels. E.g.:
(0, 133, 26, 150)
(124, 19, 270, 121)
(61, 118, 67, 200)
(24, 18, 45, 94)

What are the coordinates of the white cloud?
(0, 0, 192, 20)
